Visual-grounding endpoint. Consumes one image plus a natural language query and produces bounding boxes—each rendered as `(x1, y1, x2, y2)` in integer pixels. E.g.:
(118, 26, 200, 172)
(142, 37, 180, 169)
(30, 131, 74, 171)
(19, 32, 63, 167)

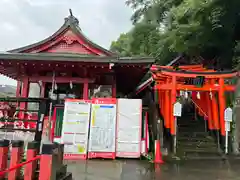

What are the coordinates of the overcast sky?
(0, 0, 133, 86)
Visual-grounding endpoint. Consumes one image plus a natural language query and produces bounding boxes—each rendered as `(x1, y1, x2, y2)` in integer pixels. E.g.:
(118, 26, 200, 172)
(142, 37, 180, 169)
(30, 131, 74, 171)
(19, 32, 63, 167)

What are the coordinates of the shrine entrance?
(151, 64, 237, 157)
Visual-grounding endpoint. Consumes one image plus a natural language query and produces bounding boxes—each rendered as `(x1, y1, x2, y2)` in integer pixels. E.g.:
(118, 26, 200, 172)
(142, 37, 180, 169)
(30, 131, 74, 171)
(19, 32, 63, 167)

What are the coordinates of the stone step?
(181, 152, 223, 160)
(178, 123, 206, 128)
(182, 149, 222, 156)
(178, 145, 219, 152)
(177, 141, 218, 148)
(178, 136, 215, 142)
(178, 132, 211, 139)
(178, 129, 206, 133)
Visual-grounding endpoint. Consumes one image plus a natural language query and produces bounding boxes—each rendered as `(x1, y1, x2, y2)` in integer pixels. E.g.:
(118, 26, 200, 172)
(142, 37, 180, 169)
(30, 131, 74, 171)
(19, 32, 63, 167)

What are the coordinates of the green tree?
(110, 33, 132, 56)
(125, 0, 240, 69)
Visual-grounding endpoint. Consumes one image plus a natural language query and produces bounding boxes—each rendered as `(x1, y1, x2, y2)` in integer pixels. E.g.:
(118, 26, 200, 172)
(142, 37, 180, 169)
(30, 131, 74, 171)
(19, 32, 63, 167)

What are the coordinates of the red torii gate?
(151, 64, 237, 137)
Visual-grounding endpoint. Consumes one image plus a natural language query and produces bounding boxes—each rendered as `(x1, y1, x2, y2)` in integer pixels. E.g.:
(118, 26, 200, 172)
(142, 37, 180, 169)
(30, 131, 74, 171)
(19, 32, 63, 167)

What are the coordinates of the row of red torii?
(151, 64, 237, 137)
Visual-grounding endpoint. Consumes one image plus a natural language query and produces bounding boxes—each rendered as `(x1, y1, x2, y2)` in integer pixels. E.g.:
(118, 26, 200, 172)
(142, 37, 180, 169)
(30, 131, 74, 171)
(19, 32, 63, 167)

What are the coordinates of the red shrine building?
(0, 12, 154, 107)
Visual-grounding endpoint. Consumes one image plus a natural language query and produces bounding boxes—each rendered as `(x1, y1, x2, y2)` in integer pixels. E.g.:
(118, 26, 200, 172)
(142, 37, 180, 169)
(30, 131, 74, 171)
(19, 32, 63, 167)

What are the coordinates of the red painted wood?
(16, 81, 21, 98)
(0, 146, 9, 174)
(219, 78, 226, 136)
(40, 82, 46, 98)
(20, 77, 29, 119)
(8, 146, 23, 180)
(83, 80, 89, 99)
(39, 154, 53, 180)
(25, 29, 108, 56)
(170, 76, 177, 135)
(29, 76, 94, 83)
(112, 78, 116, 98)
(24, 148, 38, 180)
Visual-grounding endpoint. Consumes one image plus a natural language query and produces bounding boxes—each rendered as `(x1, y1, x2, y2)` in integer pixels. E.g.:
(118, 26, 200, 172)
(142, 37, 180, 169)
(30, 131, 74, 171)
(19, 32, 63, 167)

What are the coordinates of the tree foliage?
(111, 0, 240, 69)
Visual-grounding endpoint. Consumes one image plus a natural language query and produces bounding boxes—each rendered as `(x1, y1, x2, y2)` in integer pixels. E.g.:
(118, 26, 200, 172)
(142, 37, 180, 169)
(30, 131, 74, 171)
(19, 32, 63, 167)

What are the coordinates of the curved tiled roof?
(8, 11, 115, 56)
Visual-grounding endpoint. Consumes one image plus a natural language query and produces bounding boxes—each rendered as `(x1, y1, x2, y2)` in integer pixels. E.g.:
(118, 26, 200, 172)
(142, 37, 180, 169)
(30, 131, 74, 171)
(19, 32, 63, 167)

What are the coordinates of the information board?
(88, 98, 117, 159)
(224, 107, 233, 122)
(116, 99, 142, 158)
(173, 102, 182, 117)
(61, 99, 91, 160)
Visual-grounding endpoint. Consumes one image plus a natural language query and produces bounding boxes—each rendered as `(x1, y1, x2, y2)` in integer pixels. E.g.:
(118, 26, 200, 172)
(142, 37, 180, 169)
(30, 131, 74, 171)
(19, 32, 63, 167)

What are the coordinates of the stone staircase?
(177, 112, 223, 159)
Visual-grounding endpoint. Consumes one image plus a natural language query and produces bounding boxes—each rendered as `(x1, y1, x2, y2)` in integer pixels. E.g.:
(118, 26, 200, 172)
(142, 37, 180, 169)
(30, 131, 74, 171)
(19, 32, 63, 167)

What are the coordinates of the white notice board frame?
(116, 99, 142, 158)
(88, 98, 117, 159)
(61, 99, 91, 160)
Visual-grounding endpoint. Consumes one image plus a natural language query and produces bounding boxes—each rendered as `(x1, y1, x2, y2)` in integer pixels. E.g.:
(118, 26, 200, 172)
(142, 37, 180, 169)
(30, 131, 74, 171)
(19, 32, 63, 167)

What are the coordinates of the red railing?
(0, 140, 68, 180)
(0, 156, 40, 178)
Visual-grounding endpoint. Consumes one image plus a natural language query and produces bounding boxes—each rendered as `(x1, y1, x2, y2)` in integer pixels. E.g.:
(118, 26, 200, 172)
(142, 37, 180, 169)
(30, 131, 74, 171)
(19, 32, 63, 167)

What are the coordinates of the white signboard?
(61, 99, 91, 159)
(225, 122, 231, 132)
(224, 107, 233, 122)
(88, 99, 117, 158)
(116, 99, 142, 158)
(173, 102, 182, 117)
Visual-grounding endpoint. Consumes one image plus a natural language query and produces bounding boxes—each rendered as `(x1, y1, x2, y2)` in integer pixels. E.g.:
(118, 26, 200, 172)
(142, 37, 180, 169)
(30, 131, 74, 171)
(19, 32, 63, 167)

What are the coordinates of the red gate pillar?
(205, 91, 213, 130)
(211, 79, 220, 130)
(170, 76, 177, 135)
(219, 78, 226, 136)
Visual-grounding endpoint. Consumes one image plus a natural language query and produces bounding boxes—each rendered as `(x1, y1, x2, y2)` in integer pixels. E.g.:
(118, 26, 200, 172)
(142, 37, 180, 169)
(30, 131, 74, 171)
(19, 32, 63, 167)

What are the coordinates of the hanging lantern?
(70, 81, 73, 89)
(197, 92, 201, 99)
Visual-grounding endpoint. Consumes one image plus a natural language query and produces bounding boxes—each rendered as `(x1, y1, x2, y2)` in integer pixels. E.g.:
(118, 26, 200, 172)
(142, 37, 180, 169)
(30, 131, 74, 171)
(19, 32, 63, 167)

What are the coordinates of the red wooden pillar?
(205, 91, 213, 130)
(211, 79, 220, 130)
(40, 82, 46, 98)
(158, 89, 163, 116)
(219, 78, 226, 136)
(39, 143, 56, 180)
(164, 79, 170, 129)
(112, 77, 116, 98)
(39, 143, 64, 180)
(161, 89, 165, 122)
(8, 140, 24, 180)
(170, 76, 177, 135)
(16, 81, 21, 98)
(24, 141, 39, 180)
(20, 77, 29, 118)
(83, 79, 89, 100)
(0, 139, 9, 179)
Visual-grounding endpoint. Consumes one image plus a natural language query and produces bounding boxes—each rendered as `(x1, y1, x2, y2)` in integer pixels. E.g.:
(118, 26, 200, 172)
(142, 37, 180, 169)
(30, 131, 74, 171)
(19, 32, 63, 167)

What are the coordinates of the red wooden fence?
(0, 139, 71, 180)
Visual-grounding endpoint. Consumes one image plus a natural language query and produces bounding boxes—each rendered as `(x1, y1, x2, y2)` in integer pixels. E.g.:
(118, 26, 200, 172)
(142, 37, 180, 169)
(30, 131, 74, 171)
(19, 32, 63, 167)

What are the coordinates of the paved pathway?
(66, 159, 240, 180)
